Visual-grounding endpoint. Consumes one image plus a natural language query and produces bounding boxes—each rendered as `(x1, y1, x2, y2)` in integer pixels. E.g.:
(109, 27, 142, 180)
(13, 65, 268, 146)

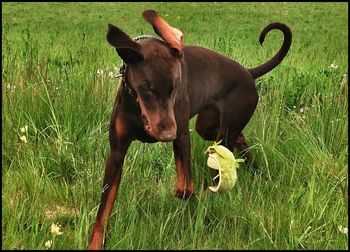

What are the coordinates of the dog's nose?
(158, 130, 177, 142)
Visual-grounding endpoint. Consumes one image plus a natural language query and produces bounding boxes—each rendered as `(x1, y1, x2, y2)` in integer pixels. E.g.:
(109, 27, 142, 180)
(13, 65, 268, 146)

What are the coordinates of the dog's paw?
(174, 188, 195, 200)
(88, 224, 105, 250)
(88, 240, 104, 250)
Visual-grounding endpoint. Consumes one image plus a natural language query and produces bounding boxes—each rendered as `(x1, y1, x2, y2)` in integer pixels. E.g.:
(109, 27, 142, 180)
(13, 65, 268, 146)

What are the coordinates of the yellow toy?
(206, 141, 244, 192)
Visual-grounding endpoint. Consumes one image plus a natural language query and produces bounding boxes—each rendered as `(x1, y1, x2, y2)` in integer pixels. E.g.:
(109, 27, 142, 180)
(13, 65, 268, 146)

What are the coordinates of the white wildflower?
(300, 108, 304, 113)
(108, 72, 114, 78)
(50, 223, 63, 236)
(338, 225, 348, 235)
(20, 125, 28, 133)
(97, 69, 104, 76)
(10, 85, 16, 93)
(329, 63, 338, 69)
(20, 135, 27, 144)
(45, 240, 53, 249)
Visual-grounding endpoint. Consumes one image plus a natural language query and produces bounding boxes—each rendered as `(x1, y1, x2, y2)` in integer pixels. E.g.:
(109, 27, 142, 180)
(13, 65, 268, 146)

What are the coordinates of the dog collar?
(122, 72, 134, 96)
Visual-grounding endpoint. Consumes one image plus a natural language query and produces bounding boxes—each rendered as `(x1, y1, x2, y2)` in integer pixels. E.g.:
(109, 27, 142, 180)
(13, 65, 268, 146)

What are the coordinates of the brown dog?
(88, 9, 291, 249)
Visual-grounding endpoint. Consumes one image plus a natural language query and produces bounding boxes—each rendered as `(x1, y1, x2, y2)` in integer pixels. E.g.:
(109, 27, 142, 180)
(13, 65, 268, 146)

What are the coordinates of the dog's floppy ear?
(142, 9, 184, 56)
(107, 24, 144, 64)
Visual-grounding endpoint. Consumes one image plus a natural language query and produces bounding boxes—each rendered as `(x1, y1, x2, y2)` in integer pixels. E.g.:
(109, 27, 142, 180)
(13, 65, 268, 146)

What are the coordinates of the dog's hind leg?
(215, 82, 258, 167)
(233, 132, 256, 167)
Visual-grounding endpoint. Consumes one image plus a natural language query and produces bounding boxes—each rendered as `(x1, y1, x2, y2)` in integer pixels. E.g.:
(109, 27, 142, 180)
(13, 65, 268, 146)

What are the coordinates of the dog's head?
(107, 10, 184, 142)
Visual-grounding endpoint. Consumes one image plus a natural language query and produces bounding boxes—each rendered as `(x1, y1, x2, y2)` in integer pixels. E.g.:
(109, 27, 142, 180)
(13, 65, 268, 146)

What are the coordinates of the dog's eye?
(143, 89, 152, 97)
(139, 88, 154, 99)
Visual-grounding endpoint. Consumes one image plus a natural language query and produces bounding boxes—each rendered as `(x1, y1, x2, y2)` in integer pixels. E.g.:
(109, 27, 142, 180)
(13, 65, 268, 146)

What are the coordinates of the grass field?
(2, 2, 348, 250)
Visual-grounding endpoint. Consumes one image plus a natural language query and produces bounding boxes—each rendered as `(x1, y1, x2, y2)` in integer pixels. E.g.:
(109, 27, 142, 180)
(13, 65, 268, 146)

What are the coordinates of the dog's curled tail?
(248, 23, 292, 79)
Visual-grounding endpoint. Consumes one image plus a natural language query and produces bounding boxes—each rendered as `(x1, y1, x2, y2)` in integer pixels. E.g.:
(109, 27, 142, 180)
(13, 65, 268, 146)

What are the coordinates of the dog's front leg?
(173, 131, 194, 199)
(88, 118, 132, 250)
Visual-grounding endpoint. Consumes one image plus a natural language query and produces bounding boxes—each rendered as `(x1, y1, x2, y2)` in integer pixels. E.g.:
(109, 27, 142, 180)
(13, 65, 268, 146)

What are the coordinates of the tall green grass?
(2, 2, 348, 250)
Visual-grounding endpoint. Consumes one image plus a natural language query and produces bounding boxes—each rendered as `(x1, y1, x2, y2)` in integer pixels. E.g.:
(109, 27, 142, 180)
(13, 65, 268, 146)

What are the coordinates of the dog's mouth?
(144, 125, 177, 142)
(141, 114, 177, 142)
(141, 114, 155, 136)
